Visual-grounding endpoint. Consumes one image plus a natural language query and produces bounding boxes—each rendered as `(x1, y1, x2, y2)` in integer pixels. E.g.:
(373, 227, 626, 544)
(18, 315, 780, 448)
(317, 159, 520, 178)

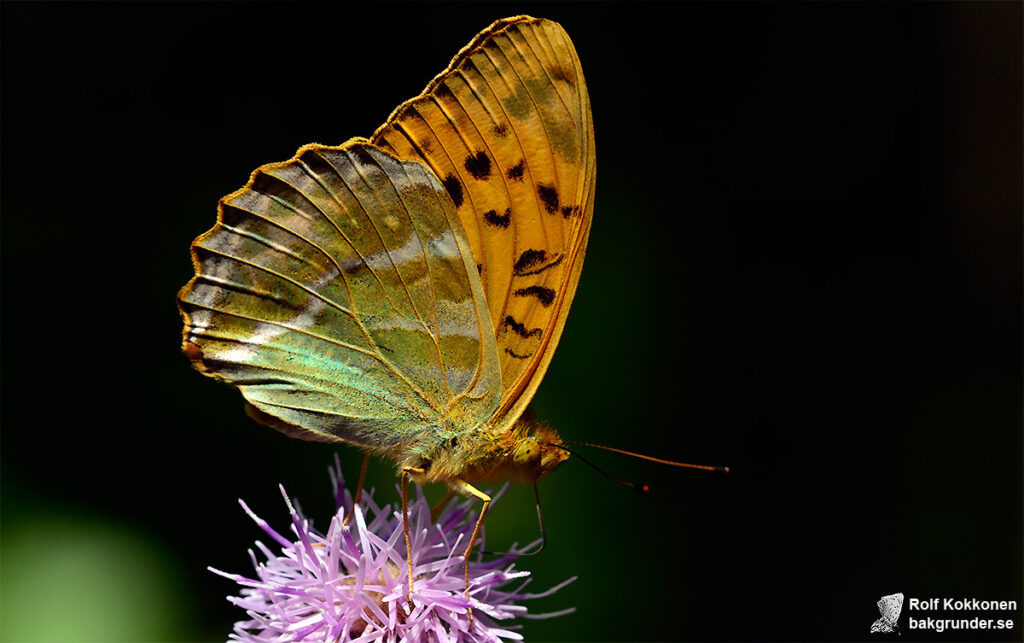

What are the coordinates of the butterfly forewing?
(178, 141, 502, 447)
(372, 16, 596, 431)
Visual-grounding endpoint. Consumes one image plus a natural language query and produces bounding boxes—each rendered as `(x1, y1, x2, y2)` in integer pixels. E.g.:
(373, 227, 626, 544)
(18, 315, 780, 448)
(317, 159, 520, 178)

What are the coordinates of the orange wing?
(372, 16, 595, 431)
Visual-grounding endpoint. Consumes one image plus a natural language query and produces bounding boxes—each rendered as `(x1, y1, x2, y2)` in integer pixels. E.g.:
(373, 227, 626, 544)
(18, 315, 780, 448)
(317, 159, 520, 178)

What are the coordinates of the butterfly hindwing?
(372, 16, 596, 431)
(178, 140, 502, 447)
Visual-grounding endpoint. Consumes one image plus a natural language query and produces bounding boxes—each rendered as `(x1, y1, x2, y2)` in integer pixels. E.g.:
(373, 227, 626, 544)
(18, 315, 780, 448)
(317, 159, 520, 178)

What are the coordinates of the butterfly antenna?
(482, 482, 547, 557)
(564, 440, 730, 474)
(546, 443, 650, 492)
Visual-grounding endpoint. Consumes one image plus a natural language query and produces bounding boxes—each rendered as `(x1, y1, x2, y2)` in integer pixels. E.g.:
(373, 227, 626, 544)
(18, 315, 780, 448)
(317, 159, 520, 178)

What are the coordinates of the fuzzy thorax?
(402, 419, 569, 491)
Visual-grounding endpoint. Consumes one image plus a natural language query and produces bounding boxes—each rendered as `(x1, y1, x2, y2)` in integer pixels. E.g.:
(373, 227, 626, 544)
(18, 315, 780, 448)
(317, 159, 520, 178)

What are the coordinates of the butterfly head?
(507, 421, 569, 483)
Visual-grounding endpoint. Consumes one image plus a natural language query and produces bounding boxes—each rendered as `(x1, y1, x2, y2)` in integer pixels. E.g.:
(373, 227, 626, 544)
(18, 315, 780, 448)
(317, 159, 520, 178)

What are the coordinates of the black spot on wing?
(442, 174, 464, 208)
(493, 122, 509, 137)
(514, 249, 564, 276)
(506, 160, 525, 182)
(513, 285, 556, 306)
(483, 208, 511, 228)
(537, 184, 559, 214)
(560, 205, 581, 219)
(504, 347, 532, 360)
(504, 315, 542, 339)
(514, 249, 546, 274)
(464, 151, 491, 180)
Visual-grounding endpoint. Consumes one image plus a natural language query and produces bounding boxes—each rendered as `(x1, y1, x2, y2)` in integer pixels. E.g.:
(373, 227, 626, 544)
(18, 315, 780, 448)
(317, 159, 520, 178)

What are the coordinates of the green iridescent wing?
(178, 140, 502, 448)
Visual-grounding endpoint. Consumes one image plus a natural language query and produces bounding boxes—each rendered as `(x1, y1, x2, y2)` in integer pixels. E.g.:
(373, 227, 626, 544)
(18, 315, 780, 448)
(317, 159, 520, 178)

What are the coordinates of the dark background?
(2, 2, 1021, 641)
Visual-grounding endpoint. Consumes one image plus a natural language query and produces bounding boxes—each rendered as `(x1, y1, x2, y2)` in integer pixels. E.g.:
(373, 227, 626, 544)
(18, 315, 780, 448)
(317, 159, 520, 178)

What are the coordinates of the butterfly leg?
(343, 451, 370, 526)
(401, 466, 426, 606)
(452, 479, 491, 629)
(431, 489, 455, 523)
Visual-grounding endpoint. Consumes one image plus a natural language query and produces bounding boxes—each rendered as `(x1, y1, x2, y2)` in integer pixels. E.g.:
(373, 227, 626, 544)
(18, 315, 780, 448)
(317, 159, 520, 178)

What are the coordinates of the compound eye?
(512, 439, 541, 467)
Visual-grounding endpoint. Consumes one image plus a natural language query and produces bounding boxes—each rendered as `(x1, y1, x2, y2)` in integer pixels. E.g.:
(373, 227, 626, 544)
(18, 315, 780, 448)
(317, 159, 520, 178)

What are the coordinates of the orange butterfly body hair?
(246, 401, 569, 491)
(400, 420, 569, 488)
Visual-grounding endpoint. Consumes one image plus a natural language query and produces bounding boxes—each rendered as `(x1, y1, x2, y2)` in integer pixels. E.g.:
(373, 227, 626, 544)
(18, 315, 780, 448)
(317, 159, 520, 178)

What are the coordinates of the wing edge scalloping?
(178, 138, 502, 446)
(371, 15, 546, 141)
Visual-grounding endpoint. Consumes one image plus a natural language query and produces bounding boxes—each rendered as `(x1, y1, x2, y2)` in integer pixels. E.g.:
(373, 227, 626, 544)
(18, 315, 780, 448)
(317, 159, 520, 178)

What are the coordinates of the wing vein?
(193, 245, 437, 411)
(329, 149, 431, 331)
(377, 152, 454, 399)
(186, 300, 436, 419)
(292, 157, 410, 319)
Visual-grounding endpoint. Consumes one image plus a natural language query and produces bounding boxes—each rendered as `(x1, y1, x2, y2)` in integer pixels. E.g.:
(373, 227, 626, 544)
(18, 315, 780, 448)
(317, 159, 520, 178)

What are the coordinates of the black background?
(2, 2, 1021, 641)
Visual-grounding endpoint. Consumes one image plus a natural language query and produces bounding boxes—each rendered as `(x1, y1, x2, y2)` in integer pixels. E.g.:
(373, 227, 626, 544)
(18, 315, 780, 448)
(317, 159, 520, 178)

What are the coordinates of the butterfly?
(178, 15, 594, 603)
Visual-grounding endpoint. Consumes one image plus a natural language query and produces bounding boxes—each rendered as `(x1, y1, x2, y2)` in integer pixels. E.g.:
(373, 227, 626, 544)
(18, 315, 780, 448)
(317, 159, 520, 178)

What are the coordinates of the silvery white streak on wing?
(326, 146, 437, 196)
(331, 227, 461, 274)
(219, 222, 313, 265)
(361, 298, 480, 340)
(206, 231, 472, 358)
(187, 221, 253, 332)
(218, 265, 341, 364)
(187, 308, 213, 333)
(192, 227, 465, 350)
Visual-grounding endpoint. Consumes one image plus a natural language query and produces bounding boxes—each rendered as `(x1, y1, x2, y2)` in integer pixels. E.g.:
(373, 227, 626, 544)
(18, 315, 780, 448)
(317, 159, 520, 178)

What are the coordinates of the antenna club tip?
(720, 466, 730, 474)
(638, 484, 650, 494)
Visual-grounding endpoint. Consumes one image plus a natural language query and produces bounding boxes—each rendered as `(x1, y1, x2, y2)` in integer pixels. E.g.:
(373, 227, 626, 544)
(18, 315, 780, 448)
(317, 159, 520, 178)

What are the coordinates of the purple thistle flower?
(211, 456, 576, 642)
